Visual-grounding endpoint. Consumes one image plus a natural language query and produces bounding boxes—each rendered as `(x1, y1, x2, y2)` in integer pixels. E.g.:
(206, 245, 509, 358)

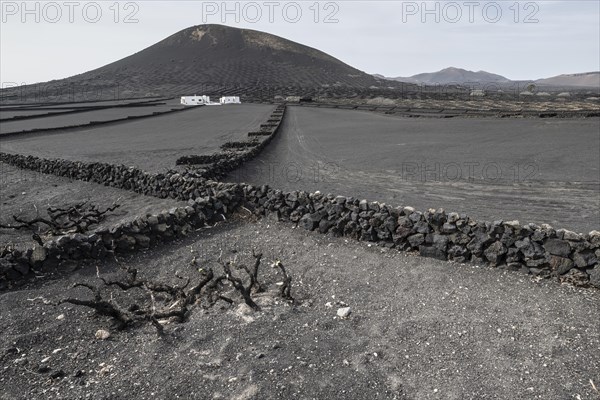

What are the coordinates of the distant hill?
(379, 67, 511, 85)
(535, 72, 600, 88)
(376, 67, 600, 89)
(3, 24, 389, 101)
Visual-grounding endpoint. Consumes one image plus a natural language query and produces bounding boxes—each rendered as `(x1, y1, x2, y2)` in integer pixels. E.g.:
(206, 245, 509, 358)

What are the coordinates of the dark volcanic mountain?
(101, 24, 382, 87)
(5, 24, 387, 101)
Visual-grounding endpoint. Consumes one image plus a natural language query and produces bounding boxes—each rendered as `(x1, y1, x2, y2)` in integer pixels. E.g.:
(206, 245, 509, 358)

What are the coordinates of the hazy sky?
(1, 0, 599, 85)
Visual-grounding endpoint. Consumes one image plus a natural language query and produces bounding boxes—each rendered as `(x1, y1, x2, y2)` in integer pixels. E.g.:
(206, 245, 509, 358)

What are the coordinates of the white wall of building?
(219, 96, 241, 104)
(180, 95, 210, 105)
(180, 95, 241, 105)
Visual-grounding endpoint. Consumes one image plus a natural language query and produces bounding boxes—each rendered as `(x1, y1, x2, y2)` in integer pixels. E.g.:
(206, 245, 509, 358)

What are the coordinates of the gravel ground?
(1, 217, 598, 400)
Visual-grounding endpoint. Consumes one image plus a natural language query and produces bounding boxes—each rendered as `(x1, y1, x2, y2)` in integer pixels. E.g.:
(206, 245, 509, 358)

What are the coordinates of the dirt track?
(226, 106, 600, 233)
(1, 218, 598, 400)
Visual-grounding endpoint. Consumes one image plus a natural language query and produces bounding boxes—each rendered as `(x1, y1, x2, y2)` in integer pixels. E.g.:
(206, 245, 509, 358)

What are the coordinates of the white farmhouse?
(180, 95, 210, 106)
(220, 96, 241, 105)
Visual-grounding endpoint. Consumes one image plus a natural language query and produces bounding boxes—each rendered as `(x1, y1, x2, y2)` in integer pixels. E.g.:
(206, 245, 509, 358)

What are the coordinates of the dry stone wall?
(0, 187, 244, 286)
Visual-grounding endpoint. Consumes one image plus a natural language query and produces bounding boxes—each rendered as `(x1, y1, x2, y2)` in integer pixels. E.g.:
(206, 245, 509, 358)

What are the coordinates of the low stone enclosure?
(0, 106, 598, 289)
(0, 97, 172, 123)
(175, 105, 285, 181)
(0, 103, 196, 138)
